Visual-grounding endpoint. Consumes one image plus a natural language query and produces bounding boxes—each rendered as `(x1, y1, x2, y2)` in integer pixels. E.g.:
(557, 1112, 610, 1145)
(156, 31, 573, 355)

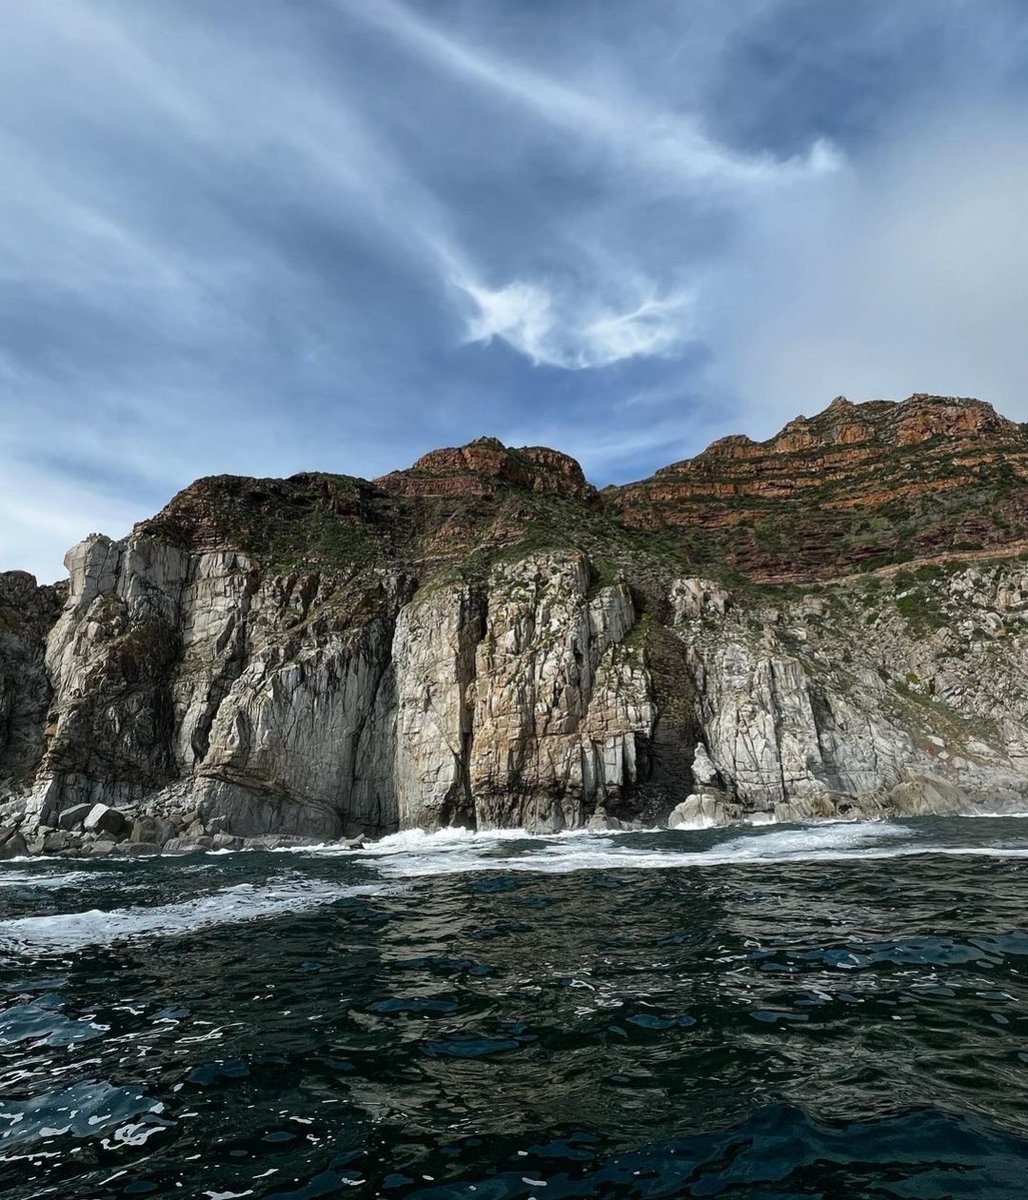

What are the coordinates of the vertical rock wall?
(14, 540, 657, 838)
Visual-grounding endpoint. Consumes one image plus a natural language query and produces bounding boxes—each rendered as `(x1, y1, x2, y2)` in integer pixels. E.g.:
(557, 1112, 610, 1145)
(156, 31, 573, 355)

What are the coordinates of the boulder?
(889, 775, 967, 816)
(773, 791, 866, 822)
(57, 803, 94, 831)
(0, 826, 28, 859)
(0, 796, 27, 824)
(42, 830, 72, 854)
(83, 804, 128, 837)
(127, 841, 162, 857)
(84, 839, 117, 858)
(130, 815, 176, 846)
(212, 833, 242, 851)
(586, 812, 625, 831)
(668, 792, 738, 830)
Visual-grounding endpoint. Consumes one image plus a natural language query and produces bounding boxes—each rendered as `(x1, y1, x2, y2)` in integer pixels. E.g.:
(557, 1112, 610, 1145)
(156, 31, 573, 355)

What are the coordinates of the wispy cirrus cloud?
(338, 0, 842, 191)
(341, 0, 840, 372)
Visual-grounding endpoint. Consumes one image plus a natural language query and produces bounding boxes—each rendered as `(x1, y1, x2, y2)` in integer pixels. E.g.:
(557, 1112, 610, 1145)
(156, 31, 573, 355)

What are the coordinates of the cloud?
(340, 0, 839, 373)
(455, 275, 694, 370)
(708, 109, 1028, 434)
(339, 0, 842, 192)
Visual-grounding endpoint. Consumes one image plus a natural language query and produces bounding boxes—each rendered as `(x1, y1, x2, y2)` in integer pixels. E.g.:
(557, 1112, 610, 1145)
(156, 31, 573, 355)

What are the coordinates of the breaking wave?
(0, 877, 385, 953)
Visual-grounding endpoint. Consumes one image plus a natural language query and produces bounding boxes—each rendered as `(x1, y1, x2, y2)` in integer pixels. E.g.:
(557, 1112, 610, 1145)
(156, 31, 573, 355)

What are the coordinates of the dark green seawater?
(4, 818, 1028, 1198)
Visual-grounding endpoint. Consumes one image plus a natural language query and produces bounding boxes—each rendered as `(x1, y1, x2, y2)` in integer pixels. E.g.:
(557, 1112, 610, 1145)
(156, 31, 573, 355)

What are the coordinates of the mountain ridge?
(126, 392, 1028, 586)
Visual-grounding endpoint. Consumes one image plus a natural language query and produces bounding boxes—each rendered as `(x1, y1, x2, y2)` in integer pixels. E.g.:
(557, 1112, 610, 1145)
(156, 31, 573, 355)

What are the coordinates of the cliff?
(5, 394, 1028, 857)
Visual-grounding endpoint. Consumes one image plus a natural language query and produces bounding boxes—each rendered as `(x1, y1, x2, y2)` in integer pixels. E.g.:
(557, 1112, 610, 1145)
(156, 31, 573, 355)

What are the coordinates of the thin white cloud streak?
(338, 0, 843, 371)
(339, 0, 842, 191)
(0, 11, 442, 303)
(0, 2, 469, 578)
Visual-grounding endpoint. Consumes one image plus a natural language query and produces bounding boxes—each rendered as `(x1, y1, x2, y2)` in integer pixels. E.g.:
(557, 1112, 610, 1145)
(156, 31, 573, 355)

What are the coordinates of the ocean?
(3, 817, 1028, 1198)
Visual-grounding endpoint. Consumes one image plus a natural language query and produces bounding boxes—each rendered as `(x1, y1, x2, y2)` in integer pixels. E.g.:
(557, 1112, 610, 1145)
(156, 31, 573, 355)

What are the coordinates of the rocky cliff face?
(6, 394, 1028, 856)
(0, 572, 64, 791)
(4, 535, 655, 852)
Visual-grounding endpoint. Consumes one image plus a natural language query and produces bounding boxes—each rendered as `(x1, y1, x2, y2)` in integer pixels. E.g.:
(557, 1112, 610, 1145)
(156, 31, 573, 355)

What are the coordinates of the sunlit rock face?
(7, 393, 1028, 851)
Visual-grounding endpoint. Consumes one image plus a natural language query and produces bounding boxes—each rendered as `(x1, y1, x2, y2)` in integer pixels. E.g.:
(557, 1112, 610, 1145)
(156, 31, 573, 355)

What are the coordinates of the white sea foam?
(0, 878, 385, 953)
(347, 817, 1028, 879)
(359, 819, 928, 879)
(961, 809, 1028, 819)
(0, 870, 98, 889)
(370, 826, 565, 853)
(933, 846, 1028, 857)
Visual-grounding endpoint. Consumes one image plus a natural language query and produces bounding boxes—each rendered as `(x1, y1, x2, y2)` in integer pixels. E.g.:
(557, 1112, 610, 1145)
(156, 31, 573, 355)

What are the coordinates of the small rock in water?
(84, 839, 117, 858)
(212, 832, 243, 851)
(587, 812, 625, 831)
(127, 841, 163, 857)
(668, 792, 737, 829)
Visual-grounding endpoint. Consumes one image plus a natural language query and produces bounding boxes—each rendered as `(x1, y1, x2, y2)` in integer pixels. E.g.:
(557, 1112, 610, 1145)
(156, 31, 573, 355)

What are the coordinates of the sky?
(4, 0, 1028, 581)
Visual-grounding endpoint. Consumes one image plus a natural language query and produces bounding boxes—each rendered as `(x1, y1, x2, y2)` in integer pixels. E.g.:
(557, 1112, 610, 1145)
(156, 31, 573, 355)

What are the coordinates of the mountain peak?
(374, 438, 597, 503)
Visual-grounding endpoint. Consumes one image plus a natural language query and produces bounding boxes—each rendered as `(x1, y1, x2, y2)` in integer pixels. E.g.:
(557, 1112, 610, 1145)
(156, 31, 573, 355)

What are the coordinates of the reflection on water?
(2, 817, 1028, 1197)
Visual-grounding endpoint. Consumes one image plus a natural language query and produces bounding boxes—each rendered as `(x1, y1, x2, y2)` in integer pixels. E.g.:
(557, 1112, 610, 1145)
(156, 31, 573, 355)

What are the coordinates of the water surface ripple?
(3, 817, 1028, 1197)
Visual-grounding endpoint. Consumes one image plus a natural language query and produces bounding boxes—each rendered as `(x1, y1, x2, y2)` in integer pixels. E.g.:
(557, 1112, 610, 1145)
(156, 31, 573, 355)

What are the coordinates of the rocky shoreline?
(6, 768, 1026, 861)
(0, 800, 373, 860)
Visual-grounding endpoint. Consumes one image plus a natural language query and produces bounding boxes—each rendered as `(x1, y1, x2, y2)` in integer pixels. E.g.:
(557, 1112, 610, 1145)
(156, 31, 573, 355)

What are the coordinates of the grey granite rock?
(83, 804, 128, 837)
(0, 825, 28, 859)
(130, 815, 176, 846)
(127, 841, 162, 857)
(7, 522, 1028, 844)
(57, 803, 93, 831)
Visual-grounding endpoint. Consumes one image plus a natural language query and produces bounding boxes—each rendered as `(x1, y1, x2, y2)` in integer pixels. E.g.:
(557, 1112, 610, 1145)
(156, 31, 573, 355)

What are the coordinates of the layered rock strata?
(612, 394, 1028, 579)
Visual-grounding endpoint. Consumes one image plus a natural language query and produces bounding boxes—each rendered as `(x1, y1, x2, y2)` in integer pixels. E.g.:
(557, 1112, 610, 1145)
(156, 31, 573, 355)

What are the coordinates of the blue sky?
(5, 1, 1028, 580)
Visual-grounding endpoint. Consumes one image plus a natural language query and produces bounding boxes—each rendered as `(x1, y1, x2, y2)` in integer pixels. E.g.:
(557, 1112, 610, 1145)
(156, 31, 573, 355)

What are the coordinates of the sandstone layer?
(611, 395, 1028, 579)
